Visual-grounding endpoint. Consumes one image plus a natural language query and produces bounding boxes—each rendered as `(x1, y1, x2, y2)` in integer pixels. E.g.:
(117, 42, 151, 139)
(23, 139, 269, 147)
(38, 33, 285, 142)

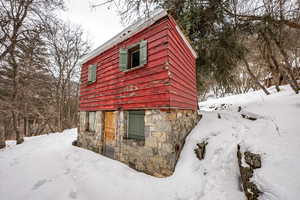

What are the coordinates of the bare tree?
(0, 0, 64, 144)
(45, 19, 90, 132)
(230, 0, 300, 93)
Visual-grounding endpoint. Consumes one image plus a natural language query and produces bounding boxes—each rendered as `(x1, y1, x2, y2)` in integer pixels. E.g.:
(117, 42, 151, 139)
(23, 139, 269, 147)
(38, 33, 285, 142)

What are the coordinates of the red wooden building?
(77, 10, 200, 177)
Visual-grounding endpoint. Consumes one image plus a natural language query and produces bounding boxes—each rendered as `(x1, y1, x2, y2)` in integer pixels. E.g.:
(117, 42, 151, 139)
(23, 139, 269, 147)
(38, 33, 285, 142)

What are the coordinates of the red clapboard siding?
(167, 16, 198, 110)
(79, 15, 198, 111)
(80, 17, 171, 111)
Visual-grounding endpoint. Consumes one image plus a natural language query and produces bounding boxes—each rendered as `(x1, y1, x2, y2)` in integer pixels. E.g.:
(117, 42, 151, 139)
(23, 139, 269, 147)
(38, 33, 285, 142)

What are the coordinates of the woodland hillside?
(1, 0, 300, 148)
(0, 0, 90, 147)
(1, 84, 299, 200)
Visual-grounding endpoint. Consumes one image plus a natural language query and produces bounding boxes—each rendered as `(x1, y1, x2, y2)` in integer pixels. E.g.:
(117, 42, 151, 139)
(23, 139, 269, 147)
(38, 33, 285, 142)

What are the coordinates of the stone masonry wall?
(77, 109, 200, 177)
(77, 111, 103, 153)
(117, 109, 200, 177)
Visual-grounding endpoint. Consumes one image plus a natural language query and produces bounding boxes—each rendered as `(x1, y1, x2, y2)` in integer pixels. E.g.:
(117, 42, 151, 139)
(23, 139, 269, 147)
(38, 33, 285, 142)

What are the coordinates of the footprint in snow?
(65, 154, 71, 160)
(32, 179, 48, 190)
(210, 131, 221, 137)
(64, 168, 71, 175)
(9, 159, 19, 167)
(69, 190, 77, 199)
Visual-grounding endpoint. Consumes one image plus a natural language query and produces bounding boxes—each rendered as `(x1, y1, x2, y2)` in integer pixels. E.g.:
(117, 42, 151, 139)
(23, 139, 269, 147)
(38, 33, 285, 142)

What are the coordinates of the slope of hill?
(1, 85, 299, 200)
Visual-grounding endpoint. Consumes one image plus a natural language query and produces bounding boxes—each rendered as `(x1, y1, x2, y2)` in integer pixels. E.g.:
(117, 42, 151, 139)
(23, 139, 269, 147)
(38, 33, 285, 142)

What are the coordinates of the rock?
(244, 152, 261, 169)
(72, 140, 78, 146)
(238, 106, 242, 112)
(241, 114, 257, 121)
(16, 138, 24, 145)
(0, 142, 5, 149)
(237, 145, 261, 200)
(240, 111, 261, 121)
(194, 141, 208, 160)
(153, 172, 165, 178)
(151, 132, 167, 142)
(176, 112, 182, 118)
(162, 143, 173, 153)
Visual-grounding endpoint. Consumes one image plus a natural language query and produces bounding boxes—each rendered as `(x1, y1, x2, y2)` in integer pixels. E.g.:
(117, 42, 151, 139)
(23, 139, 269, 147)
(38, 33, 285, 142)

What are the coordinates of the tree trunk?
(260, 30, 299, 94)
(243, 58, 270, 95)
(269, 65, 280, 92)
(0, 126, 5, 149)
(270, 55, 299, 93)
(275, 46, 299, 94)
(12, 111, 24, 144)
(268, 30, 299, 94)
(23, 117, 27, 137)
(57, 96, 63, 132)
(275, 81, 280, 92)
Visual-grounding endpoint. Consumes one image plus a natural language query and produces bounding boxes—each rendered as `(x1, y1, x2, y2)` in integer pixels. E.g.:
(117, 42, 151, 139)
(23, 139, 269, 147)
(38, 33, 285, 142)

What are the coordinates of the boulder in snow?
(194, 141, 208, 160)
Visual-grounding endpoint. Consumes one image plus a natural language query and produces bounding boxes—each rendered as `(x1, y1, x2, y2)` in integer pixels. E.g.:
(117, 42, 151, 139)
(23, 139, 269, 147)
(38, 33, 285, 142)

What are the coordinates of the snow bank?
(0, 85, 299, 200)
(199, 85, 300, 200)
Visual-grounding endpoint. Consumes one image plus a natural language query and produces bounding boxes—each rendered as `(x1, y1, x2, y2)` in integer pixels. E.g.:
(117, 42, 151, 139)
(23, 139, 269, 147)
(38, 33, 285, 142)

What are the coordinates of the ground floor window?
(87, 111, 96, 132)
(127, 110, 145, 140)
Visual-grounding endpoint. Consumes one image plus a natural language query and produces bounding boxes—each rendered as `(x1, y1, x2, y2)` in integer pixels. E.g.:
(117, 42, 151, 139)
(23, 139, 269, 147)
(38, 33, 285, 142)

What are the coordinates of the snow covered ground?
(0, 85, 299, 200)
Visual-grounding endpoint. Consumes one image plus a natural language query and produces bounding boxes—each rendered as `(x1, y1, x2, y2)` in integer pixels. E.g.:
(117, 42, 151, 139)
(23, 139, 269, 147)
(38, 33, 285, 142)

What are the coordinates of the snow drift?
(0, 85, 299, 200)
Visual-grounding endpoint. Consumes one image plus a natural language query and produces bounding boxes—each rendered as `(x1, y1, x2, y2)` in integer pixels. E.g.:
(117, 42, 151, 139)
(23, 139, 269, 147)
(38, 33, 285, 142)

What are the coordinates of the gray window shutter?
(88, 65, 92, 82)
(128, 110, 145, 140)
(88, 64, 97, 83)
(91, 64, 96, 82)
(139, 40, 147, 65)
(119, 48, 128, 71)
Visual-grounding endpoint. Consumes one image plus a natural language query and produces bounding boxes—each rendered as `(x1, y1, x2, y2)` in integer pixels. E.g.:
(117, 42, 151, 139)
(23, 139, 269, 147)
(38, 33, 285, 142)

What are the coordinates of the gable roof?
(79, 10, 197, 65)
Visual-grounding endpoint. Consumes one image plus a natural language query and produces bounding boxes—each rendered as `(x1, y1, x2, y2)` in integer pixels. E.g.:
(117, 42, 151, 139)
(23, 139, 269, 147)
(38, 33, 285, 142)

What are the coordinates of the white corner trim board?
(175, 25, 198, 58)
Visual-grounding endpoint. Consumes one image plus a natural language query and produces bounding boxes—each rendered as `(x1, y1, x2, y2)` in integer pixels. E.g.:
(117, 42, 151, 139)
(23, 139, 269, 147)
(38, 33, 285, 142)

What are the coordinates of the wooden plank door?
(104, 112, 116, 144)
(103, 111, 116, 159)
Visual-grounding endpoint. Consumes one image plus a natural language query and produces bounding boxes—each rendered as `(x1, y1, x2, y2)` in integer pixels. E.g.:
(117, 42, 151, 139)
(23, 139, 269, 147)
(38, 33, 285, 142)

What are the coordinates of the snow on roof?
(79, 10, 197, 65)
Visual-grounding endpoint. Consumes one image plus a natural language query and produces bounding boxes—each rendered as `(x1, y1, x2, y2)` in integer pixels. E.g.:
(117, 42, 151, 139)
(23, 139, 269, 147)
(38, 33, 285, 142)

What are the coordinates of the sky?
(59, 0, 124, 49)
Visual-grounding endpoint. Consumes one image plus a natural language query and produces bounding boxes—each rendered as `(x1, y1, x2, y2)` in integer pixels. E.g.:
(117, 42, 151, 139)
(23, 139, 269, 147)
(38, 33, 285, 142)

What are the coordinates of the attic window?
(119, 40, 147, 71)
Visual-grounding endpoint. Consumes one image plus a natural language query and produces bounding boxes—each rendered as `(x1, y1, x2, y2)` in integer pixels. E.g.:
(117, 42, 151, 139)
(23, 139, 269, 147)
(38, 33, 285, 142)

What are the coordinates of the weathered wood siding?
(79, 15, 197, 111)
(167, 16, 198, 110)
(80, 17, 171, 111)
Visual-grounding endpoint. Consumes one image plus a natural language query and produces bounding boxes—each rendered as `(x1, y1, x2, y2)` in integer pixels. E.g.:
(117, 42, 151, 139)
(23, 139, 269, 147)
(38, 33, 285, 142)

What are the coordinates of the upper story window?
(119, 40, 147, 71)
(128, 44, 140, 69)
(88, 64, 97, 84)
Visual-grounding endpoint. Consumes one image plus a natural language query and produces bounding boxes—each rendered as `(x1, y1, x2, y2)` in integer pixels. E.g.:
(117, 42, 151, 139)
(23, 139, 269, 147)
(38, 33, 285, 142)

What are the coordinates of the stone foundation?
(78, 111, 103, 153)
(77, 109, 200, 177)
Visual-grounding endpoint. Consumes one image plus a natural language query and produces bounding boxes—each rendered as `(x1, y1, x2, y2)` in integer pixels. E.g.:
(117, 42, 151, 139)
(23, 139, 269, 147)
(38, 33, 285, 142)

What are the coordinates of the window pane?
(131, 50, 140, 68)
(127, 44, 140, 69)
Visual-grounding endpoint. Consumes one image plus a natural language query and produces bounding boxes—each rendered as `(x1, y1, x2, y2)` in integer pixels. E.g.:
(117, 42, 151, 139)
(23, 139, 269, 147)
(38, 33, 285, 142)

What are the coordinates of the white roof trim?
(79, 10, 197, 64)
(175, 26, 198, 58)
